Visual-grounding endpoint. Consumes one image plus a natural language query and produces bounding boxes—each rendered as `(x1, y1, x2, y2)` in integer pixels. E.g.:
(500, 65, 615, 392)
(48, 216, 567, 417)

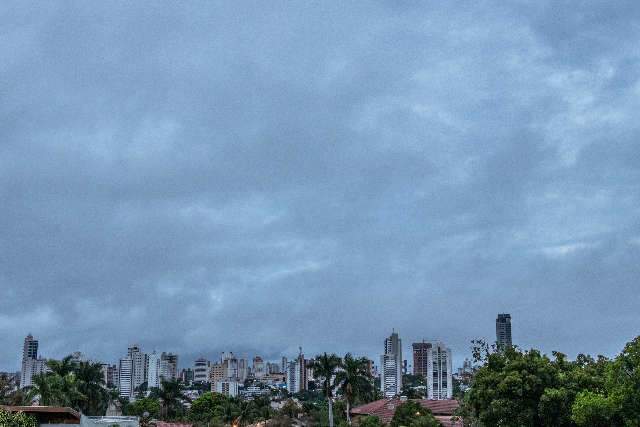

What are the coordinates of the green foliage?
(186, 391, 273, 426)
(123, 396, 161, 419)
(389, 400, 439, 427)
(0, 408, 37, 427)
(571, 391, 616, 426)
(22, 356, 109, 415)
(462, 336, 640, 427)
(358, 415, 383, 427)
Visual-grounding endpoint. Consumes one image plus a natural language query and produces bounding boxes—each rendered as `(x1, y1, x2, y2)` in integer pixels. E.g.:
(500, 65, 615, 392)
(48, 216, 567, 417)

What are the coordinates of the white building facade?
(380, 331, 402, 398)
(426, 342, 453, 400)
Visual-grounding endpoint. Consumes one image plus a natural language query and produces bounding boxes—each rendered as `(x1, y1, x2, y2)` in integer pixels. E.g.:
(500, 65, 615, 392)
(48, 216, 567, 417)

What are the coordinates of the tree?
(149, 379, 187, 419)
(188, 392, 229, 423)
(607, 336, 640, 425)
(0, 408, 37, 427)
(312, 353, 342, 427)
(334, 353, 373, 425)
(358, 415, 383, 427)
(389, 401, 439, 427)
(571, 391, 617, 427)
(74, 361, 109, 415)
(124, 397, 161, 419)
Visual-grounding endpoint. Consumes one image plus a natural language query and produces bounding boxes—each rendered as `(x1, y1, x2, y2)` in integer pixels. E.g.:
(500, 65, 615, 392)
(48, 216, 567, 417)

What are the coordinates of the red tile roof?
(351, 399, 461, 425)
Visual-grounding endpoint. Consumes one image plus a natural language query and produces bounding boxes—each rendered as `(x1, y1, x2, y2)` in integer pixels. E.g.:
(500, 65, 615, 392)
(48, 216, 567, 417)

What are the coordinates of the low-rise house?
(1, 405, 81, 425)
(350, 398, 462, 426)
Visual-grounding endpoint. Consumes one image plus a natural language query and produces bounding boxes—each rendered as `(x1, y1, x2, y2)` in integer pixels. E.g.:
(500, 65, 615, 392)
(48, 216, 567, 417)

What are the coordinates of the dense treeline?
(459, 336, 640, 426)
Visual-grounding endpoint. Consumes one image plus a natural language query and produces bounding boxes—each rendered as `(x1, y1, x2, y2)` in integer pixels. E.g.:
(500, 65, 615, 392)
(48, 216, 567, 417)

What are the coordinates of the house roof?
(1, 405, 81, 423)
(350, 399, 461, 425)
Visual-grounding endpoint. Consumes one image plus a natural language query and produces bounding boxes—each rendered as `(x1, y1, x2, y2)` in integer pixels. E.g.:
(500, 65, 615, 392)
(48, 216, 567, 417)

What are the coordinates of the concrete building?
(286, 348, 307, 394)
(208, 363, 224, 384)
(160, 352, 179, 380)
(127, 345, 148, 390)
(118, 357, 134, 399)
(20, 334, 47, 389)
(412, 342, 432, 377)
(496, 313, 512, 350)
(380, 331, 402, 398)
(238, 358, 248, 382)
(214, 380, 239, 397)
(253, 356, 265, 378)
(425, 342, 453, 400)
(193, 358, 210, 383)
(147, 351, 160, 389)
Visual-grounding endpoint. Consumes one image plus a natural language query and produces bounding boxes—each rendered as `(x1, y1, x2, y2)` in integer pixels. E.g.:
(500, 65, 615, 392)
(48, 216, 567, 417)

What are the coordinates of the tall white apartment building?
(147, 351, 161, 389)
(127, 345, 148, 390)
(286, 349, 307, 394)
(118, 357, 134, 398)
(214, 380, 239, 397)
(20, 334, 47, 388)
(193, 358, 210, 383)
(426, 342, 453, 400)
(380, 331, 402, 398)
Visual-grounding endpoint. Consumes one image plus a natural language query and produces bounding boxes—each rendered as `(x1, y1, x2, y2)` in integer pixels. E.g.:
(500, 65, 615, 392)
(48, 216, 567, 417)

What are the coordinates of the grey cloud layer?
(1, 1, 640, 369)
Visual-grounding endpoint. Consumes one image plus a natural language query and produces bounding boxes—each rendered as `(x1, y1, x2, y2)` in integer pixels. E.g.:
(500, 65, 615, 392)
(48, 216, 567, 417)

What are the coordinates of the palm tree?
(150, 379, 186, 419)
(47, 356, 76, 377)
(335, 353, 373, 425)
(312, 353, 342, 427)
(75, 361, 109, 415)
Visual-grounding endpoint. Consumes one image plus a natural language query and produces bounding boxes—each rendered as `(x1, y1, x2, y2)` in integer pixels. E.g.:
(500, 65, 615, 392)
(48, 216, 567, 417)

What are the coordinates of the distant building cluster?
(12, 313, 513, 403)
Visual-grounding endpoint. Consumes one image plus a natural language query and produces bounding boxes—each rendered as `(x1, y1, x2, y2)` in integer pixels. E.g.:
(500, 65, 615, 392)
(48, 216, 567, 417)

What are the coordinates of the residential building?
(118, 357, 134, 399)
(180, 368, 194, 384)
(286, 348, 307, 394)
(253, 356, 265, 378)
(281, 357, 287, 374)
(380, 331, 402, 398)
(412, 342, 432, 377)
(214, 380, 239, 397)
(238, 358, 248, 381)
(160, 352, 178, 380)
(267, 362, 281, 374)
(127, 345, 148, 390)
(426, 342, 452, 400)
(209, 363, 225, 384)
(147, 351, 160, 389)
(20, 334, 46, 389)
(193, 358, 210, 383)
(496, 313, 512, 350)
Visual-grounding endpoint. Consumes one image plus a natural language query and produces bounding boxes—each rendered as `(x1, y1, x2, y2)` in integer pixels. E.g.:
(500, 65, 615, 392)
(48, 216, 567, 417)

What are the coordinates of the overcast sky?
(2, 1, 640, 371)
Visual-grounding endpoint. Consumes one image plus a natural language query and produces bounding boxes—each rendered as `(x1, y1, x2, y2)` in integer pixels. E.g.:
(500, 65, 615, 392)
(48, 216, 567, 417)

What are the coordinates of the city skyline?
(2, 2, 640, 375)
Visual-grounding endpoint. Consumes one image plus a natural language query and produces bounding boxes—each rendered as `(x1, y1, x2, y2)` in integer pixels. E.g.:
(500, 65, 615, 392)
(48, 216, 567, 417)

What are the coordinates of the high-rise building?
(281, 357, 288, 374)
(253, 356, 265, 378)
(20, 334, 47, 389)
(193, 358, 210, 383)
(286, 348, 307, 394)
(214, 380, 239, 397)
(496, 313, 512, 350)
(425, 342, 452, 400)
(412, 342, 432, 377)
(127, 345, 148, 390)
(412, 340, 453, 399)
(180, 368, 194, 384)
(118, 357, 134, 399)
(160, 352, 179, 380)
(380, 331, 402, 398)
(147, 351, 161, 389)
(209, 363, 225, 384)
(238, 358, 248, 382)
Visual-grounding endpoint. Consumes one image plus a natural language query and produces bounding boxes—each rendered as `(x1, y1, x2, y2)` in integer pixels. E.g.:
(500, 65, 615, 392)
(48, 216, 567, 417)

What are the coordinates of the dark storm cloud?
(1, 1, 640, 369)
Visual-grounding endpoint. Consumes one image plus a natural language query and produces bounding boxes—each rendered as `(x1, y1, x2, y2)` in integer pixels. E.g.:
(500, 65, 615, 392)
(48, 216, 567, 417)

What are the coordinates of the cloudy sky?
(2, 1, 640, 371)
